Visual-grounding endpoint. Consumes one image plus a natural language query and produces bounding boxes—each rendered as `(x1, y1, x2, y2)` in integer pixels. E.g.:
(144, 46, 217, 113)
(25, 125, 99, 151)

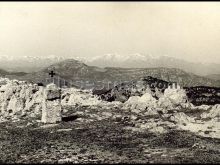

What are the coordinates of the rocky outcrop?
(94, 76, 220, 106)
(61, 88, 102, 107)
(201, 104, 220, 119)
(0, 78, 104, 122)
(93, 76, 172, 102)
(158, 88, 189, 110)
(123, 87, 189, 112)
(0, 78, 44, 121)
(170, 112, 195, 125)
(0, 76, 219, 139)
(123, 92, 157, 111)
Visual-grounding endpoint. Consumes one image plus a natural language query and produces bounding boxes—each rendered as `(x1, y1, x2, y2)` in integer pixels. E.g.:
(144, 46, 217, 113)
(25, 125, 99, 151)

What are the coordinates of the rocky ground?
(0, 78, 220, 163)
(0, 103, 220, 164)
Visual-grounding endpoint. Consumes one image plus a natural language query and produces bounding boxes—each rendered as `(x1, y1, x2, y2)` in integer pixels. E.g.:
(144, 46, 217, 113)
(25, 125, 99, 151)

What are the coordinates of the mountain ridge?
(0, 54, 219, 76)
(9, 59, 220, 88)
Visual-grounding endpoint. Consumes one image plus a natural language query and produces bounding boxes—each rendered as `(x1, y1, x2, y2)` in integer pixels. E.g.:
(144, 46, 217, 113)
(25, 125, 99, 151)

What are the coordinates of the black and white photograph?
(0, 1, 219, 164)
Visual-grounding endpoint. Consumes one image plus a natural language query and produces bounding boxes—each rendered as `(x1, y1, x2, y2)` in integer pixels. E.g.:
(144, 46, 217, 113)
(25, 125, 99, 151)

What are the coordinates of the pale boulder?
(144, 107, 159, 116)
(123, 96, 140, 110)
(201, 104, 220, 119)
(123, 92, 157, 111)
(158, 88, 188, 110)
(63, 88, 101, 107)
(7, 95, 25, 114)
(170, 112, 195, 125)
(137, 92, 157, 110)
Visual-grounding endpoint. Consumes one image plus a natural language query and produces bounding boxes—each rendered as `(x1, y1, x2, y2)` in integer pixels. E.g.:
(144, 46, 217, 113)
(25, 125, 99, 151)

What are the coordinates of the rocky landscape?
(1, 2, 220, 163)
(0, 76, 219, 163)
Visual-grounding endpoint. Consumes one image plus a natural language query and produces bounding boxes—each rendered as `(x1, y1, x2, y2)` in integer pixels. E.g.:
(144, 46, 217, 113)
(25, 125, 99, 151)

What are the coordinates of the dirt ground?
(0, 107, 220, 164)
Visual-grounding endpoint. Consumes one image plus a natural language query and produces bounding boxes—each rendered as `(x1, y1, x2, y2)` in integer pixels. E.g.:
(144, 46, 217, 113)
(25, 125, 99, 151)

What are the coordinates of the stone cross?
(49, 70, 56, 77)
(41, 83, 62, 124)
(49, 70, 56, 84)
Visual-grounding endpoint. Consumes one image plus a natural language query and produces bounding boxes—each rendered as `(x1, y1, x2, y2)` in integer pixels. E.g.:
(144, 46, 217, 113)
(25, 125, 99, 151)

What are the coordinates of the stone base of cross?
(41, 83, 62, 124)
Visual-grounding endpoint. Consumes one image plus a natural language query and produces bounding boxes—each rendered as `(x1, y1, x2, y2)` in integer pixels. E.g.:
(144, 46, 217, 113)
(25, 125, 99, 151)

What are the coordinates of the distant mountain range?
(85, 53, 220, 76)
(6, 59, 219, 88)
(0, 54, 219, 77)
(0, 55, 66, 73)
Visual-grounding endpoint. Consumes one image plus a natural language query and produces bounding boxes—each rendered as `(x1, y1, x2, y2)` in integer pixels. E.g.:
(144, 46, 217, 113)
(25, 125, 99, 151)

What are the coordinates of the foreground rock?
(61, 88, 103, 107)
(0, 78, 44, 122)
(201, 104, 220, 119)
(123, 92, 157, 111)
(158, 88, 189, 110)
(123, 87, 189, 113)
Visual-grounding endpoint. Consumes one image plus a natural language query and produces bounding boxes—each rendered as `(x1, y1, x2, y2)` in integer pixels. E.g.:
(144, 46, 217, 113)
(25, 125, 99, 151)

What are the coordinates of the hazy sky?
(0, 2, 220, 64)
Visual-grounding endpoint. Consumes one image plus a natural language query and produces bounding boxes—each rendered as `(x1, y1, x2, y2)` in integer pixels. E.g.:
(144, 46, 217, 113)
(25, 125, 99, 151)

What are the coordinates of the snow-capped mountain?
(89, 53, 155, 62)
(86, 53, 159, 67)
(85, 53, 220, 76)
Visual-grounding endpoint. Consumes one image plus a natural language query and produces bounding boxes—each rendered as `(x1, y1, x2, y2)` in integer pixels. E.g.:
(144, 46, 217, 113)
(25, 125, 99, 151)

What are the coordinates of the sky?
(0, 2, 220, 64)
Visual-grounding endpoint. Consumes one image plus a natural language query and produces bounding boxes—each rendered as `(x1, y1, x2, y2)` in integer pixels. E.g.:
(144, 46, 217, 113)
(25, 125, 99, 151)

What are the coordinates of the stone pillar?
(41, 83, 62, 124)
